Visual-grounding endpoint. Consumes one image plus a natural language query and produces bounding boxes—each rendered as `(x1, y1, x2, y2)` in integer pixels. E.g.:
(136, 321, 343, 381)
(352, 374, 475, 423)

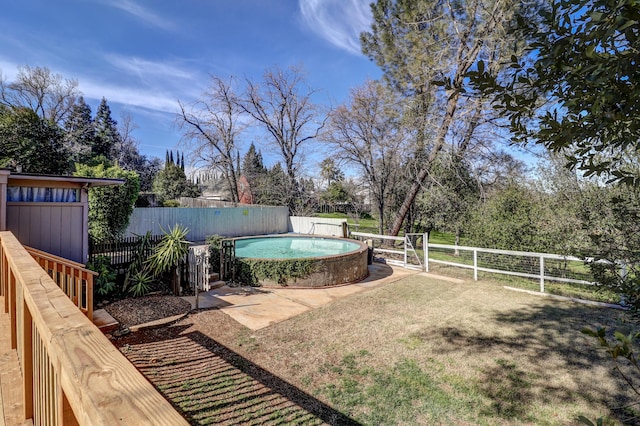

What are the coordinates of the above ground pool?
(233, 235, 369, 287)
(235, 236, 362, 259)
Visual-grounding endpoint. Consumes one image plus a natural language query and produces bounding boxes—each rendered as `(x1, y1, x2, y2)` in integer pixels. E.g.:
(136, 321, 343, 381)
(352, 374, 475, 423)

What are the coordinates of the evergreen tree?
(242, 143, 266, 182)
(92, 98, 120, 160)
(242, 143, 269, 203)
(63, 96, 94, 164)
(181, 152, 185, 171)
(169, 150, 174, 165)
(362, 0, 522, 235)
(257, 162, 288, 206)
(152, 163, 200, 203)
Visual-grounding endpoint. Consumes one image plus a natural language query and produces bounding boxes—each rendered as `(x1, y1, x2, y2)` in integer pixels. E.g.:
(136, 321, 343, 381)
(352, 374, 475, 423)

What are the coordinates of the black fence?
(89, 235, 164, 270)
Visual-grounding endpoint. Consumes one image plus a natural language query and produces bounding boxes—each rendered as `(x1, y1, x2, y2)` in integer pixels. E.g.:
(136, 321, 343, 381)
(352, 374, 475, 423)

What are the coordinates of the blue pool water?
(235, 236, 361, 259)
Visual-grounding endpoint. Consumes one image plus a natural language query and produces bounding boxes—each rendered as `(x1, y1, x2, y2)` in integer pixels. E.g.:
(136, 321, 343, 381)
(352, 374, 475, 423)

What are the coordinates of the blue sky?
(0, 0, 381, 172)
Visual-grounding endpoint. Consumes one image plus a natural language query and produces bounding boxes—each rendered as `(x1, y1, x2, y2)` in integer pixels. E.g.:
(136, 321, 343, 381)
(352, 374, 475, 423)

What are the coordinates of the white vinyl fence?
(351, 231, 595, 293)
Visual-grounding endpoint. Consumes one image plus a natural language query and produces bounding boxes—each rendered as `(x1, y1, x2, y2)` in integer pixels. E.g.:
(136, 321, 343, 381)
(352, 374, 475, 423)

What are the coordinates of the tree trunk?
(389, 89, 461, 236)
(388, 14, 486, 236)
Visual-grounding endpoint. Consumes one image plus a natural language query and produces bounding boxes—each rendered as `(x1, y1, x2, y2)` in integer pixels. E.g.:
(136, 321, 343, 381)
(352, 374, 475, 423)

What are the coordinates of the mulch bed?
(105, 295, 192, 328)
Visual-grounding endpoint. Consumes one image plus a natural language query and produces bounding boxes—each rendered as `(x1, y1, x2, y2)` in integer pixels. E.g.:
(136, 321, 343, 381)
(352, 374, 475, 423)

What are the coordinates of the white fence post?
(424, 233, 429, 272)
(473, 249, 478, 281)
(404, 236, 408, 268)
(540, 255, 545, 293)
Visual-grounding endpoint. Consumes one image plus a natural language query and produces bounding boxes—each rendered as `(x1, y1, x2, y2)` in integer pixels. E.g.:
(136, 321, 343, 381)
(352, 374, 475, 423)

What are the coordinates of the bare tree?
(0, 65, 79, 124)
(178, 76, 244, 203)
(238, 65, 325, 211)
(323, 80, 407, 234)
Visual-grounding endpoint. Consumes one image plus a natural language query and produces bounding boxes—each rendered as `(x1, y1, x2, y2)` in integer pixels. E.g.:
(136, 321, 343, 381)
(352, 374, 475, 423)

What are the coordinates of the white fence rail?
(351, 231, 595, 293)
(350, 231, 423, 270)
(288, 217, 347, 237)
(426, 243, 593, 292)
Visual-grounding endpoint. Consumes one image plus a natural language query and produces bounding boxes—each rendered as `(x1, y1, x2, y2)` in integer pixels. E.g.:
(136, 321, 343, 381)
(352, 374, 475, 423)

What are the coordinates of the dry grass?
(116, 273, 635, 425)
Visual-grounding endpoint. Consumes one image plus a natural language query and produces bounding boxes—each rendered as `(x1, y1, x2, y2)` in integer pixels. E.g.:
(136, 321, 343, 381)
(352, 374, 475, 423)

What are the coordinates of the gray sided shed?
(0, 170, 123, 264)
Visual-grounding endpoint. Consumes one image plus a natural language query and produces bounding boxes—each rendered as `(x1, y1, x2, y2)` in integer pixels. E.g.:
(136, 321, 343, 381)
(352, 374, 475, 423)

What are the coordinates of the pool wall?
(233, 235, 369, 288)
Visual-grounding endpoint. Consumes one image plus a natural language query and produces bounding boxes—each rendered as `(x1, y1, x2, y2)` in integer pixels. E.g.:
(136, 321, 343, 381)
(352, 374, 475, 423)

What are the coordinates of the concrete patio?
(181, 263, 419, 330)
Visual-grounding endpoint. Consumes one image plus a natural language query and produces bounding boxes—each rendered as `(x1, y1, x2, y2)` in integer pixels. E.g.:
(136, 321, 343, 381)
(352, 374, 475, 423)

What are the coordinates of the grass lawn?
(242, 276, 633, 424)
(317, 212, 379, 234)
(121, 273, 636, 425)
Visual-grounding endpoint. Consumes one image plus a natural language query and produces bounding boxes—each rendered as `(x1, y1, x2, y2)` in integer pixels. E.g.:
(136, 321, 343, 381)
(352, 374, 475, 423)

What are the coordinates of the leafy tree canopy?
(0, 105, 70, 174)
(469, 0, 640, 185)
(75, 163, 140, 242)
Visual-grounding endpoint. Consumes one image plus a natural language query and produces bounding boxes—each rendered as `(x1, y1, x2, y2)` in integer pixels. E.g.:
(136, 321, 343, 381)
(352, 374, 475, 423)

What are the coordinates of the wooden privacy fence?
(0, 231, 187, 425)
(24, 246, 96, 320)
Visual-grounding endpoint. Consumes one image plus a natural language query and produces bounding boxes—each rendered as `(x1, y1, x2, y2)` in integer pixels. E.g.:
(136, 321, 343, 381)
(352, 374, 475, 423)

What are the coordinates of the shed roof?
(2, 170, 124, 187)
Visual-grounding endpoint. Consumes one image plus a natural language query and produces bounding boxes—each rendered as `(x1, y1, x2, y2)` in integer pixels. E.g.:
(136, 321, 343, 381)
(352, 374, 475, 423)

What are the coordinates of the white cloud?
(79, 78, 180, 113)
(299, 0, 372, 55)
(0, 60, 19, 80)
(107, 0, 175, 31)
(103, 54, 195, 80)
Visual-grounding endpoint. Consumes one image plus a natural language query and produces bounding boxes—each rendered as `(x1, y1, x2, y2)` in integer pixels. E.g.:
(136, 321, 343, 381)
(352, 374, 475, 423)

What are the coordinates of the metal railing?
(89, 234, 164, 269)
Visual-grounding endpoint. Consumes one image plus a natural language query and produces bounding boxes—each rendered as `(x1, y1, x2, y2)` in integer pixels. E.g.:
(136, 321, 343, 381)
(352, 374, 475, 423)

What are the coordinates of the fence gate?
(188, 246, 210, 291)
(221, 239, 235, 281)
(405, 233, 424, 270)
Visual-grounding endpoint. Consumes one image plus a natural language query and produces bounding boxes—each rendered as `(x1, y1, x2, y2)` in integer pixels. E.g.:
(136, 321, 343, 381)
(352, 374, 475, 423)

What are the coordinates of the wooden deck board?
(0, 296, 31, 426)
(92, 308, 119, 333)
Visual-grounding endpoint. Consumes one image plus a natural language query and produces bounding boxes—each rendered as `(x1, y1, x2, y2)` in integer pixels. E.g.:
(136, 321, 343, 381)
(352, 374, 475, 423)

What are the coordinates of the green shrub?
(206, 234, 224, 273)
(122, 231, 157, 297)
(162, 200, 180, 207)
(235, 258, 317, 286)
(87, 255, 117, 297)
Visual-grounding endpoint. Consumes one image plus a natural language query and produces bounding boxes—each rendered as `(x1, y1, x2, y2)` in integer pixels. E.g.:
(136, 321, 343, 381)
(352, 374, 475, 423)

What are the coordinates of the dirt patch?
(105, 295, 192, 327)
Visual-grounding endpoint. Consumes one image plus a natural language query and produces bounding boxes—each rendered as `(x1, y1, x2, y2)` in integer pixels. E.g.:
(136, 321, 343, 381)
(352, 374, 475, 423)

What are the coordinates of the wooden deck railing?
(0, 231, 188, 425)
(24, 246, 96, 321)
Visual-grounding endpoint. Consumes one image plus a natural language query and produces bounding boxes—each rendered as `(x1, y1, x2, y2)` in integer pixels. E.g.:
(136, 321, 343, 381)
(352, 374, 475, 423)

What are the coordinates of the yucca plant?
(148, 224, 190, 294)
(123, 231, 155, 294)
(127, 267, 154, 297)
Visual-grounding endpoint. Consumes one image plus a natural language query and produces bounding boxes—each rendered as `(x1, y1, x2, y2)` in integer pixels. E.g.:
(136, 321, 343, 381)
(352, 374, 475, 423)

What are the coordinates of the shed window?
(7, 186, 79, 202)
